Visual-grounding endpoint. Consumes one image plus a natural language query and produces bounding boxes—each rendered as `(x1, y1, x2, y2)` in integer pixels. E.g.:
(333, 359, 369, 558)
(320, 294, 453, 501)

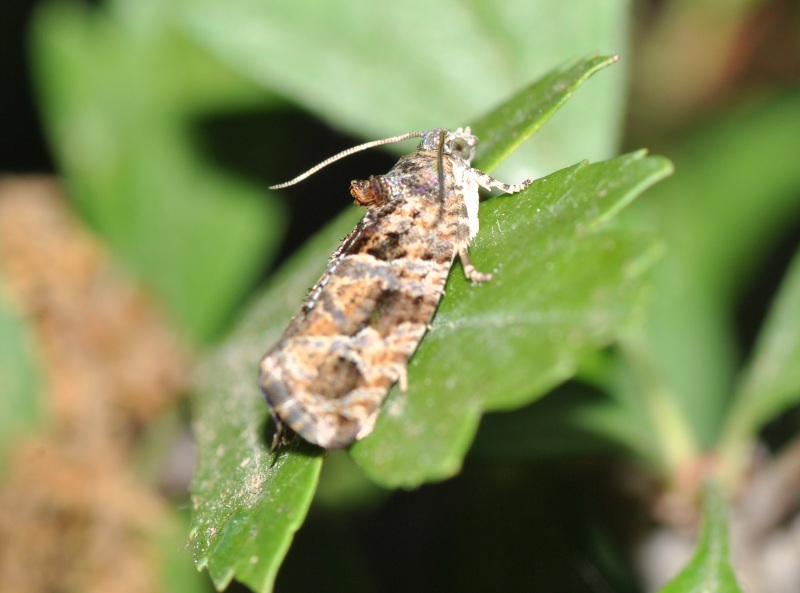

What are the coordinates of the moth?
(260, 127, 536, 450)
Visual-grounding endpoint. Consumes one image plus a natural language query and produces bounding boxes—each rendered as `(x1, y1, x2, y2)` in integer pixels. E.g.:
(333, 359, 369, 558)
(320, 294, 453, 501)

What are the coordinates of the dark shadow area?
(735, 218, 800, 361)
(277, 455, 647, 593)
(192, 109, 399, 275)
(469, 380, 630, 461)
(0, 0, 54, 173)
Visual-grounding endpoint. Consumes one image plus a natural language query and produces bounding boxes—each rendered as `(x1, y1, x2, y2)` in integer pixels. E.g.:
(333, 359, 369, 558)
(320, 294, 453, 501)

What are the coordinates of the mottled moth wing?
(260, 133, 470, 449)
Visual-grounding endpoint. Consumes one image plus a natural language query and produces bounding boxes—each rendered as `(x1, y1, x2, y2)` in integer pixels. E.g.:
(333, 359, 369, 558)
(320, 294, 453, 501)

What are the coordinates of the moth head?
(419, 127, 478, 164)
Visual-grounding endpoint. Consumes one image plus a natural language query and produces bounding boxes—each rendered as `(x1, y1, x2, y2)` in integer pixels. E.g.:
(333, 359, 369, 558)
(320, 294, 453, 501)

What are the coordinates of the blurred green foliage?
(31, 0, 285, 343)
(658, 481, 743, 593)
(0, 287, 42, 464)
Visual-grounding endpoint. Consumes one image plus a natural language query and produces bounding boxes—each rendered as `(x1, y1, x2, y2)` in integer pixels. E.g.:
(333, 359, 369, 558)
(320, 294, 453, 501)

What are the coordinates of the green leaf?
(190, 400, 323, 592)
(733, 247, 800, 427)
(471, 55, 620, 173)
(189, 55, 670, 591)
(656, 481, 743, 593)
(173, 0, 630, 175)
(31, 0, 283, 341)
(351, 150, 670, 487)
(720, 248, 800, 482)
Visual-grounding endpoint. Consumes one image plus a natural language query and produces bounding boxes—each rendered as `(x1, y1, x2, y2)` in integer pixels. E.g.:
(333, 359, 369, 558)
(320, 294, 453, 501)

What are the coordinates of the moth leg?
(470, 169, 536, 195)
(269, 417, 295, 453)
(397, 365, 409, 392)
(355, 412, 380, 441)
(458, 246, 492, 283)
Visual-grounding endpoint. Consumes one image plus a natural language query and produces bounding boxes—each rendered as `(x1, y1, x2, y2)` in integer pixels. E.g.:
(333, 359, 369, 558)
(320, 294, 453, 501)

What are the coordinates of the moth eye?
(450, 138, 471, 159)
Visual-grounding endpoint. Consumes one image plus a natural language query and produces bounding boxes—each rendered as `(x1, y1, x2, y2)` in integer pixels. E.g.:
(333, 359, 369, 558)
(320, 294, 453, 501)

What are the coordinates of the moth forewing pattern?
(260, 127, 536, 450)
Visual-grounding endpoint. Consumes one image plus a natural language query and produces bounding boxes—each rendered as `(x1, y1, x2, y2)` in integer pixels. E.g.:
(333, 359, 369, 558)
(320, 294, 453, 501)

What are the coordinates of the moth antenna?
(434, 129, 447, 223)
(269, 131, 428, 189)
(436, 129, 446, 202)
